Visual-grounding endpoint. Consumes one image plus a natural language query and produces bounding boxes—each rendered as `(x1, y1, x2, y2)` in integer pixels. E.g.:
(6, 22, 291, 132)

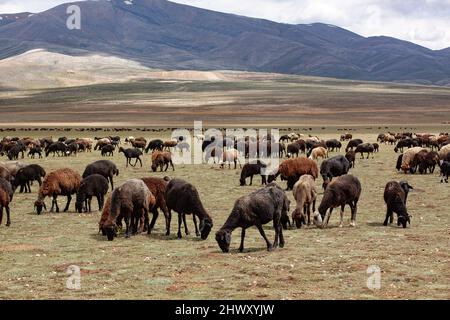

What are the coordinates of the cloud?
(0, 0, 449, 49)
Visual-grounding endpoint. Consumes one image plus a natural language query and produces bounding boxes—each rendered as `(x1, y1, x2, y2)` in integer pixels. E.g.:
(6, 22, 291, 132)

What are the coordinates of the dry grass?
(0, 129, 449, 300)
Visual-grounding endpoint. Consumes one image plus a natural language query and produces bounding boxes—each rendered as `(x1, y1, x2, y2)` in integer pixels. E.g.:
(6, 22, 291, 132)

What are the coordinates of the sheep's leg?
(0, 207, 3, 225)
(109, 177, 114, 190)
(192, 214, 199, 237)
(182, 213, 190, 236)
(350, 201, 357, 227)
(239, 228, 246, 252)
(322, 208, 332, 228)
(26, 181, 31, 193)
(339, 204, 345, 228)
(5, 206, 10, 227)
(148, 208, 159, 234)
(383, 208, 392, 226)
(138, 157, 142, 167)
(88, 198, 92, 212)
(177, 212, 183, 239)
(124, 215, 131, 238)
(256, 223, 272, 251)
(166, 208, 172, 236)
(170, 160, 175, 171)
(63, 195, 72, 212)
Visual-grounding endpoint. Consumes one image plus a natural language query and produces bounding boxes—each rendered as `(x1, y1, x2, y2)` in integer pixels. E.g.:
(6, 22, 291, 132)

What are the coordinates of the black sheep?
(440, 161, 450, 183)
(354, 143, 375, 159)
(119, 147, 143, 167)
(7, 144, 25, 160)
(165, 178, 213, 240)
(145, 139, 164, 153)
(82, 160, 119, 189)
(13, 164, 46, 193)
(320, 155, 350, 190)
(325, 139, 342, 152)
(75, 174, 109, 213)
(314, 174, 361, 228)
(345, 139, 363, 152)
(28, 146, 42, 159)
(45, 142, 68, 157)
(101, 144, 115, 157)
(383, 181, 413, 228)
(215, 183, 290, 253)
(239, 161, 267, 186)
(345, 151, 356, 168)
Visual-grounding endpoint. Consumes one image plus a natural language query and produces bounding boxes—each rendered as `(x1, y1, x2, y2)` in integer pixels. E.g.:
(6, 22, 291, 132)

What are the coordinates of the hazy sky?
(1, 0, 449, 50)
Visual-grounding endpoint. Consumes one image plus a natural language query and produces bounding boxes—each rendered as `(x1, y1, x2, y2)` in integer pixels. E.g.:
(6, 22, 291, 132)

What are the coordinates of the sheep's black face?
(239, 178, 246, 186)
(267, 175, 276, 183)
(200, 219, 213, 240)
(75, 201, 83, 213)
(215, 230, 231, 253)
(105, 226, 117, 241)
(151, 164, 157, 172)
(398, 215, 410, 228)
(34, 201, 45, 215)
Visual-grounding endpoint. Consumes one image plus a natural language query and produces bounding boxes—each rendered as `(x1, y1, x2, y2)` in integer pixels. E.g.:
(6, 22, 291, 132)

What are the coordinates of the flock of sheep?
(1, 129, 450, 253)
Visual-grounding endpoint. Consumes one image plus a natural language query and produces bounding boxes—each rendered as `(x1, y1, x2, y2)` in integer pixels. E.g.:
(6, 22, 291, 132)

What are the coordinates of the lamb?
(0, 177, 13, 227)
(215, 183, 290, 253)
(345, 151, 356, 168)
(102, 179, 153, 240)
(313, 174, 361, 228)
(286, 142, 304, 157)
(268, 157, 319, 190)
(119, 147, 143, 167)
(34, 168, 82, 215)
(151, 151, 175, 172)
(75, 174, 109, 213)
(309, 146, 328, 160)
(12, 164, 46, 193)
(383, 181, 413, 228)
(291, 175, 317, 228)
(440, 161, 450, 183)
(239, 161, 267, 186)
(220, 148, 242, 169)
(141, 177, 171, 235)
(82, 160, 119, 189)
(320, 155, 351, 190)
(418, 151, 439, 174)
(345, 139, 363, 152)
(101, 144, 115, 157)
(165, 178, 213, 240)
(401, 147, 427, 174)
(354, 143, 375, 159)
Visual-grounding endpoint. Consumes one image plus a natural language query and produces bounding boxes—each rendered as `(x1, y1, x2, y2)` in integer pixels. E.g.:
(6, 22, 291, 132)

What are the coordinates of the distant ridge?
(0, 0, 449, 85)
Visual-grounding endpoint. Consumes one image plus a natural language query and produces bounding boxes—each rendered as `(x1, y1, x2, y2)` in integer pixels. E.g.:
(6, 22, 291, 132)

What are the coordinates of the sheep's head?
(397, 214, 411, 228)
(104, 224, 117, 241)
(215, 229, 231, 253)
(34, 200, 46, 215)
(200, 218, 213, 240)
(239, 177, 246, 186)
(75, 200, 85, 213)
(399, 181, 413, 196)
(281, 214, 291, 230)
(151, 163, 158, 172)
(292, 208, 305, 229)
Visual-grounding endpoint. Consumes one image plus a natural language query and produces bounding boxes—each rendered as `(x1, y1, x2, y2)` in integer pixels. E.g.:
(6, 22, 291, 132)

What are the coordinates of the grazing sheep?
(291, 175, 317, 228)
(440, 161, 450, 183)
(383, 181, 413, 228)
(401, 147, 427, 174)
(345, 151, 356, 168)
(354, 143, 375, 159)
(286, 141, 305, 157)
(28, 146, 43, 159)
(119, 147, 143, 167)
(215, 183, 289, 253)
(239, 161, 267, 186)
(165, 179, 213, 240)
(34, 168, 82, 215)
(12, 164, 46, 193)
(103, 179, 153, 241)
(0, 177, 13, 227)
(309, 146, 328, 160)
(268, 157, 319, 190)
(151, 151, 175, 172)
(75, 174, 109, 213)
(0, 161, 27, 176)
(141, 177, 171, 235)
(45, 142, 68, 157)
(419, 151, 439, 174)
(325, 139, 342, 152)
(394, 139, 417, 153)
(220, 148, 242, 169)
(373, 143, 380, 153)
(438, 144, 450, 160)
(313, 174, 361, 228)
(0, 165, 13, 183)
(320, 155, 351, 190)
(345, 139, 363, 152)
(101, 144, 115, 157)
(82, 160, 119, 190)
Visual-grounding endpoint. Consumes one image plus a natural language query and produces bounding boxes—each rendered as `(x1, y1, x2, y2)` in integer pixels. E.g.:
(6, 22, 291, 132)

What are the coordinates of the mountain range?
(0, 0, 449, 85)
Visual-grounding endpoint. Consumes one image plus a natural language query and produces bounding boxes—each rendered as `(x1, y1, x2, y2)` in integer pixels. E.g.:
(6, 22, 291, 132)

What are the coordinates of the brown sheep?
(151, 151, 174, 172)
(34, 168, 82, 215)
(0, 165, 13, 182)
(401, 147, 427, 174)
(291, 175, 317, 228)
(0, 177, 13, 227)
(102, 179, 154, 240)
(345, 150, 356, 168)
(309, 146, 328, 160)
(220, 148, 242, 169)
(268, 157, 319, 190)
(163, 140, 177, 150)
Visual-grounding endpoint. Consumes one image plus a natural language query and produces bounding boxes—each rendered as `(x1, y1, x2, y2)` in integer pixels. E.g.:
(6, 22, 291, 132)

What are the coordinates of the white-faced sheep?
(34, 168, 82, 215)
(215, 183, 290, 253)
(291, 175, 317, 228)
(313, 174, 361, 228)
(165, 179, 213, 240)
(383, 181, 413, 228)
(401, 147, 427, 174)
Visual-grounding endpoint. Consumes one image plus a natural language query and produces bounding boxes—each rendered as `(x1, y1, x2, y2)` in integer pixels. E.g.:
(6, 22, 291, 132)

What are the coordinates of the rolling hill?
(0, 0, 449, 85)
